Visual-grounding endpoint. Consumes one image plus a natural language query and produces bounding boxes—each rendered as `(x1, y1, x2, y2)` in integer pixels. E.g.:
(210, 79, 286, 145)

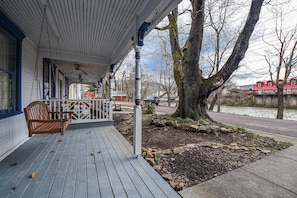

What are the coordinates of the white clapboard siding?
(22, 38, 43, 107)
(0, 37, 42, 161)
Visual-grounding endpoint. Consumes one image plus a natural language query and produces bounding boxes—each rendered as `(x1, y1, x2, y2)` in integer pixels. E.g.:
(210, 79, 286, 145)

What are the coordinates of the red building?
(252, 78, 297, 96)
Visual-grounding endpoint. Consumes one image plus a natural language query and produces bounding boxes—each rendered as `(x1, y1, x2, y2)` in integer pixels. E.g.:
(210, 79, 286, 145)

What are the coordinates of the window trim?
(0, 11, 25, 119)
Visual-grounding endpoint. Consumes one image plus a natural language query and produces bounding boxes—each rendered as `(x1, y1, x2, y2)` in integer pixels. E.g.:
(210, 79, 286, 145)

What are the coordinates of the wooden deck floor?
(0, 126, 180, 198)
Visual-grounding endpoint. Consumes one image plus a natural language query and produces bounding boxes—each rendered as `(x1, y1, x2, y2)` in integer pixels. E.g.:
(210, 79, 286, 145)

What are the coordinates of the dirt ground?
(113, 112, 292, 191)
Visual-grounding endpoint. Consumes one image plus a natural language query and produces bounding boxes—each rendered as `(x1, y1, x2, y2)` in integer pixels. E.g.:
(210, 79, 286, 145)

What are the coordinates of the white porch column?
(133, 22, 150, 156)
(133, 45, 142, 155)
(109, 64, 115, 120)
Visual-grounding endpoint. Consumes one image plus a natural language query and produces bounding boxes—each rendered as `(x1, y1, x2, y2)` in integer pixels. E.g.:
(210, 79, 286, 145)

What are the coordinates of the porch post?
(109, 64, 115, 120)
(133, 22, 150, 156)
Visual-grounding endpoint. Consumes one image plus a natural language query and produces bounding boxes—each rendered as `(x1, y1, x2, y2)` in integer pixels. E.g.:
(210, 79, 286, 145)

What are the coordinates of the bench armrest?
(28, 119, 68, 123)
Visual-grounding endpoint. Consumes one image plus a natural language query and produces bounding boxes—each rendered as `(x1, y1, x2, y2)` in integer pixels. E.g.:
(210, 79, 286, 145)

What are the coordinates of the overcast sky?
(119, 0, 297, 86)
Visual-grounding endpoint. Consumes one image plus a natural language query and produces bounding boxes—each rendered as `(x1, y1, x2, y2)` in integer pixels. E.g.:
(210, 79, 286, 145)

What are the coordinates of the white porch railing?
(42, 99, 112, 123)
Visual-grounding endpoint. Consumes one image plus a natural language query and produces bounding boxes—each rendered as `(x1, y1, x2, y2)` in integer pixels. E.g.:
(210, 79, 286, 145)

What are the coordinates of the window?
(0, 28, 17, 114)
(257, 82, 262, 87)
(291, 80, 296, 85)
(267, 82, 273, 86)
(0, 11, 25, 118)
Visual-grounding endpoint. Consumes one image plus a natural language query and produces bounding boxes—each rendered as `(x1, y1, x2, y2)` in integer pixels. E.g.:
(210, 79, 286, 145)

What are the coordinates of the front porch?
(0, 124, 180, 198)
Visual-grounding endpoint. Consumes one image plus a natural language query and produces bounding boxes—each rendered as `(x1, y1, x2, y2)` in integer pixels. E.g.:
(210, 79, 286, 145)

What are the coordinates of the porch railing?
(42, 99, 112, 123)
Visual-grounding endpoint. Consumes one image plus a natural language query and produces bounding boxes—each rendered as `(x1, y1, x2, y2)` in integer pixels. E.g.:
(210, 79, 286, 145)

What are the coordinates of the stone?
(145, 158, 155, 166)
(186, 144, 196, 148)
(198, 126, 207, 132)
(197, 142, 213, 147)
(162, 173, 173, 180)
(240, 146, 249, 151)
(212, 145, 220, 149)
(207, 125, 220, 132)
(220, 127, 230, 134)
(177, 182, 185, 190)
(163, 149, 172, 155)
(174, 120, 179, 128)
(146, 150, 154, 158)
(261, 149, 271, 154)
(190, 124, 199, 130)
(153, 165, 162, 171)
(228, 145, 241, 150)
(169, 181, 177, 189)
(173, 147, 185, 154)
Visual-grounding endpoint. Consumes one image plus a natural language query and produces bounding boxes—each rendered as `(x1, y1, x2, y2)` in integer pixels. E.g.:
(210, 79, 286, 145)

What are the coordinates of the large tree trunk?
(172, 0, 264, 120)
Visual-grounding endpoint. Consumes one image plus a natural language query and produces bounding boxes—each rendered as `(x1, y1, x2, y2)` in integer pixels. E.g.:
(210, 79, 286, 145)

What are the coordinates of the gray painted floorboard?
(0, 126, 180, 198)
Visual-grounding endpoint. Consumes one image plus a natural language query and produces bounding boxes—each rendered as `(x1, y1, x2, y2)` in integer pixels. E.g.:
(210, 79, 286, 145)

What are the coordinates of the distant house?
(111, 91, 128, 102)
(252, 78, 297, 95)
(252, 78, 297, 107)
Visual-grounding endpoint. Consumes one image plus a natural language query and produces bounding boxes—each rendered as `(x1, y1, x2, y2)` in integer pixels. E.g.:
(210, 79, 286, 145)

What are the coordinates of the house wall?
(0, 37, 42, 161)
(253, 95, 297, 108)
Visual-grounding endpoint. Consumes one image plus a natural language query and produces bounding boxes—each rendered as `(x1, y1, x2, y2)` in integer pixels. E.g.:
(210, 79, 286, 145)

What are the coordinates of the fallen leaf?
(10, 162, 17, 166)
(50, 150, 56, 153)
(57, 140, 62, 142)
(90, 152, 95, 156)
(97, 151, 101, 154)
(31, 172, 36, 179)
(12, 186, 16, 190)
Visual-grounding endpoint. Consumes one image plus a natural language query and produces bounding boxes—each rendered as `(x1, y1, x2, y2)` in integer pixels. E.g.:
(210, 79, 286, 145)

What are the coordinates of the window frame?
(0, 11, 25, 119)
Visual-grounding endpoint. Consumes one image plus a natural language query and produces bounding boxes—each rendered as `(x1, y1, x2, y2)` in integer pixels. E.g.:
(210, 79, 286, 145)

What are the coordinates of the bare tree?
(149, 37, 177, 107)
(263, 1, 297, 119)
(156, 0, 264, 120)
(204, 0, 239, 111)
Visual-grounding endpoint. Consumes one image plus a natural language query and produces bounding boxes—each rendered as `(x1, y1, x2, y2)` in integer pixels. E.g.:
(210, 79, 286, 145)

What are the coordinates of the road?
(117, 102, 297, 140)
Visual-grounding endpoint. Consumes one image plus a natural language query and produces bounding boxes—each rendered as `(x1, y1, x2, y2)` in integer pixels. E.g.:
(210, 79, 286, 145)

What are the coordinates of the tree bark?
(173, 0, 264, 120)
(276, 86, 284, 119)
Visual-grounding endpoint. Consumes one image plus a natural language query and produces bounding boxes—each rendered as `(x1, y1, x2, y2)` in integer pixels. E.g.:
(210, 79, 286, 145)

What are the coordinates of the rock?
(240, 146, 249, 151)
(261, 149, 271, 154)
(230, 143, 238, 147)
(186, 143, 196, 148)
(169, 181, 177, 189)
(145, 148, 154, 158)
(173, 147, 185, 154)
(228, 145, 241, 150)
(220, 127, 230, 134)
(163, 149, 172, 155)
(120, 131, 128, 135)
(162, 173, 173, 180)
(176, 183, 185, 191)
(211, 142, 224, 149)
(165, 120, 175, 126)
(142, 147, 147, 152)
(145, 158, 155, 166)
(212, 145, 220, 149)
(190, 124, 199, 130)
(197, 142, 213, 147)
(153, 165, 162, 171)
(174, 120, 179, 128)
(206, 125, 220, 132)
(198, 126, 207, 133)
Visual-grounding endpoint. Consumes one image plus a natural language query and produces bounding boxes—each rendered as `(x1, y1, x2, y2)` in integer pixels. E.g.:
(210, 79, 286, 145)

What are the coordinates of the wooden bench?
(24, 101, 73, 137)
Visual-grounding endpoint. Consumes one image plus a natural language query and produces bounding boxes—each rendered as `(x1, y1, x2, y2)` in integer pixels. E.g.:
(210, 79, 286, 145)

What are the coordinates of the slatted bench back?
(24, 101, 50, 130)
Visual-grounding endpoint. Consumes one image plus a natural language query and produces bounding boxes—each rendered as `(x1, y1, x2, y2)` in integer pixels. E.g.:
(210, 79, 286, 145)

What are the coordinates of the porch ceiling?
(0, 0, 181, 84)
